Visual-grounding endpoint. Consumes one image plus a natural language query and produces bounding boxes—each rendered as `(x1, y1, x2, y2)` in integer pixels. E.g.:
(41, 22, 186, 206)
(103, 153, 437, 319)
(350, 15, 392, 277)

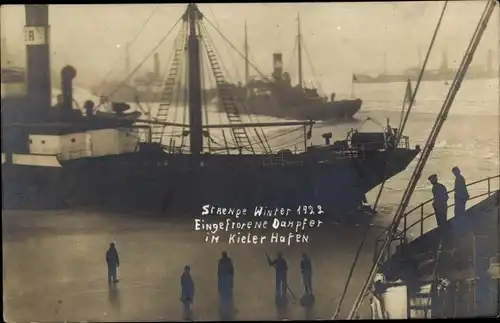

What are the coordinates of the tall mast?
(244, 21, 249, 86)
(184, 3, 203, 156)
(297, 13, 303, 88)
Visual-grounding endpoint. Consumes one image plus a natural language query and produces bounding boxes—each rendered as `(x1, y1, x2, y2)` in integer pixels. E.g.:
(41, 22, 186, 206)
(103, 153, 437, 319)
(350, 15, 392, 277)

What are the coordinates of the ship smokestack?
(24, 5, 51, 109)
(153, 53, 160, 77)
(272, 53, 283, 80)
(60, 65, 76, 111)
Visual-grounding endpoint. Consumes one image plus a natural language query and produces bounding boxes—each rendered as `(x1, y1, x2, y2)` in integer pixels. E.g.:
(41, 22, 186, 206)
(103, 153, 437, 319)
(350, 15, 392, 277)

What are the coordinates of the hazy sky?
(1, 2, 498, 92)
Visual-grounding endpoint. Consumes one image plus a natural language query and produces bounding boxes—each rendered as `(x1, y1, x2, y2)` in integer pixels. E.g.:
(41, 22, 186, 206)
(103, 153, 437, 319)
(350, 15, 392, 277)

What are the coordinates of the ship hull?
(2, 148, 418, 215)
(246, 96, 362, 120)
(216, 94, 362, 121)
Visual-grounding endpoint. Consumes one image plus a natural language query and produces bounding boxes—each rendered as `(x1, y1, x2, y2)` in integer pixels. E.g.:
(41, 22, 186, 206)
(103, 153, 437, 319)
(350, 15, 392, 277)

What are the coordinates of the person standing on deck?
(266, 252, 288, 302)
(300, 253, 313, 295)
(428, 174, 449, 234)
(181, 265, 195, 320)
(218, 251, 234, 306)
(106, 242, 120, 285)
(452, 167, 469, 219)
(451, 167, 470, 242)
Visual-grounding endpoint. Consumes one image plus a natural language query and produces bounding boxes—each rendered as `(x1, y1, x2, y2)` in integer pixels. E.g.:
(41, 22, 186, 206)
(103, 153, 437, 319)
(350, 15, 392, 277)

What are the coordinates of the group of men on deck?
(428, 166, 470, 245)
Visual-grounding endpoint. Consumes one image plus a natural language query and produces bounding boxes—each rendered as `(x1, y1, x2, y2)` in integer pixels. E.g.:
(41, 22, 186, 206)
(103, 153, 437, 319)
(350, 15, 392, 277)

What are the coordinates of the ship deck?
(3, 208, 385, 321)
(378, 190, 499, 319)
(380, 190, 499, 283)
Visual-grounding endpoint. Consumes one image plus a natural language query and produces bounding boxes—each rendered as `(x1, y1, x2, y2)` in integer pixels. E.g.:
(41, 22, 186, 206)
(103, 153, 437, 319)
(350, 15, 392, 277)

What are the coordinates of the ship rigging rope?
(103, 16, 184, 100)
(181, 51, 190, 150)
(169, 47, 187, 143)
(201, 19, 274, 152)
(271, 134, 304, 151)
(347, 1, 495, 319)
(199, 22, 270, 153)
(207, 5, 243, 83)
(331, 2, 449, 319)
(265, 126, 304, 141)
(286, 37, 299, 77)
(151, 22, 188, 105)
(136, 25, 184, 122)
(198, 22, 242, 151)
(199, 23, 246, 149)
(203, 16, 270, 82)
(372, 0, 448, 211)
(97, 4, 161, 90)
(133, 21, 188, 145)
(302, 40, 324, 95)
(206, 125, 303, 154)
(247, 47, 260, 80)
(199, 19, 213, 153)
(202, 42, 231, 155)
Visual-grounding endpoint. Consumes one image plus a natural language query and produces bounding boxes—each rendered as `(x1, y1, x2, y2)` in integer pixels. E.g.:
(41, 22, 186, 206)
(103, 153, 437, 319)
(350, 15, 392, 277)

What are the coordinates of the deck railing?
(374, 174, 500, 265)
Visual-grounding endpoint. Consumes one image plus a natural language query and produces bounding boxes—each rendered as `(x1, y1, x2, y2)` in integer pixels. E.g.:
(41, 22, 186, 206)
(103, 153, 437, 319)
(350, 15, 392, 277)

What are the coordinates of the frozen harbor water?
(3, 209, 383, 321)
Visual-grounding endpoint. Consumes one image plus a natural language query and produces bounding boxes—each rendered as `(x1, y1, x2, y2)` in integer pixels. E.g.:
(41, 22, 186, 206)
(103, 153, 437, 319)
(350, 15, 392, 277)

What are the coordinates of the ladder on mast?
(203, 40, 254, 154)
(151, 26, 187, 144)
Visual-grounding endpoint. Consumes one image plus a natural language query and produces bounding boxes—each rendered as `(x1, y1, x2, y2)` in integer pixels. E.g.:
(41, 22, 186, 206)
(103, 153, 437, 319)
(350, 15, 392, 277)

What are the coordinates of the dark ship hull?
(244, 94, 362, 120)
(210, 82, 362, 121)
(2, 145, 419, 216)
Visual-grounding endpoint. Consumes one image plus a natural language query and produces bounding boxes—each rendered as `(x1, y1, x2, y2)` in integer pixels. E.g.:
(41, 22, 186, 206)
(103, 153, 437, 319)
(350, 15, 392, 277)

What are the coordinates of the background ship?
(2, 4, 419, 216)
(354, 49, 496, 84)
(206, 16, 363, 121)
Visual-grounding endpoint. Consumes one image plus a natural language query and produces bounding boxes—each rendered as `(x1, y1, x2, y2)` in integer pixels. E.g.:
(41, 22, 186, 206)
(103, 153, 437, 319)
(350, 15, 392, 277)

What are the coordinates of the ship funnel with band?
(24, 5, 51, 109)
(60, 65, 76, 111)
(272, 53, 283, 80)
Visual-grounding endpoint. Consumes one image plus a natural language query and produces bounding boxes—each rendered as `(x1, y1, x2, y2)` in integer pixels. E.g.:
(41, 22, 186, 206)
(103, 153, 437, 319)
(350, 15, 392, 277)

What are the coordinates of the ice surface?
(3, 209, 381, 321)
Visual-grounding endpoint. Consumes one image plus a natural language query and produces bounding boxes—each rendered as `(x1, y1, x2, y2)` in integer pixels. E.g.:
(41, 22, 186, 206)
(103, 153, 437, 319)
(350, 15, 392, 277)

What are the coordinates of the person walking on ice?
(181, 265, 195, 321)
(266, 251, 290, 306)
(106, 242, 120, 285)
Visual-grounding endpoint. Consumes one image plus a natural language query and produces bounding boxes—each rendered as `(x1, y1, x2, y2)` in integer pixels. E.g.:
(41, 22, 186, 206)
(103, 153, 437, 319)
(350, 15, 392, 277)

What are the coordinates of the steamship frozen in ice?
(2, 4, 419, 215)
